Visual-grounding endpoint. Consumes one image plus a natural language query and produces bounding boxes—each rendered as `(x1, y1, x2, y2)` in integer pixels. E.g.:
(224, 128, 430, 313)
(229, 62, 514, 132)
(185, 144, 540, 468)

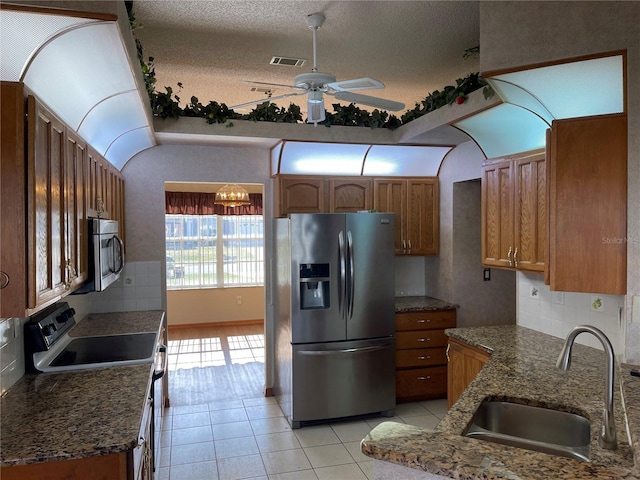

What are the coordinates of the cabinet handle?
(408, 240, 412, 250)
(402, 239, 407, 254)
(0, 271, 9, 289)
(418, 356, 431, 360)
(446, 344, 450, 362)
(417, 319, 430, 324)
(417, 338, 429, 342)
(507, 246, 513, 267)
(418, 376, 431, 381)
(513, 248, 518, 268)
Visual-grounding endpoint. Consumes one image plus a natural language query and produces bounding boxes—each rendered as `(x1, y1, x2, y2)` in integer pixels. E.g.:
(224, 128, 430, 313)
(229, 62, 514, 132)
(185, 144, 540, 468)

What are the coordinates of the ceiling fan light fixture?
(307, 98, 325, 124)
(214, 184, 250, 207)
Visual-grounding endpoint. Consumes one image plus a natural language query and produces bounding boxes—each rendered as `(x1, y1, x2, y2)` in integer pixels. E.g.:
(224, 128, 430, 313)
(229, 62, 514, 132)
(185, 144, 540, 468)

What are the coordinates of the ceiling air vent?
(270, 56, 305, 67)
(250, 87, 274, 95)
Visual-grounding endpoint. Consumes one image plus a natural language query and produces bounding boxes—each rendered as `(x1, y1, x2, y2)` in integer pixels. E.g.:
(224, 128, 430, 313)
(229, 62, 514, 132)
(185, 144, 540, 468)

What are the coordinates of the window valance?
(165, 191, 263, 215)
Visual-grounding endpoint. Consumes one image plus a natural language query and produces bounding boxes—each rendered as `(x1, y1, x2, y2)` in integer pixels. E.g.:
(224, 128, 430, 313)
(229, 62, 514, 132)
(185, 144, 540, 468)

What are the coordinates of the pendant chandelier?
(214, 183, 251, 207)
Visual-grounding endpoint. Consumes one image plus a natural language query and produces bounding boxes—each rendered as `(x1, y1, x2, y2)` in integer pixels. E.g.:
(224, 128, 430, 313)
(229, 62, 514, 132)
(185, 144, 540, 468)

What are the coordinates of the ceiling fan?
(230, 13, 405, 124)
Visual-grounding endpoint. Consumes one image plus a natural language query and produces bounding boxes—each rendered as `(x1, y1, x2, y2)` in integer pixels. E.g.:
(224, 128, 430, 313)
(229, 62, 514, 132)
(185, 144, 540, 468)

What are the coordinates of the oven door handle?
(152, 344, 167, 382)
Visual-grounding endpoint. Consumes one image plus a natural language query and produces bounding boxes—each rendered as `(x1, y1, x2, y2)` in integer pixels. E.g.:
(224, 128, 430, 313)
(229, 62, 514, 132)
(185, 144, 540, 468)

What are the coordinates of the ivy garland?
(129, 4, 492, 130)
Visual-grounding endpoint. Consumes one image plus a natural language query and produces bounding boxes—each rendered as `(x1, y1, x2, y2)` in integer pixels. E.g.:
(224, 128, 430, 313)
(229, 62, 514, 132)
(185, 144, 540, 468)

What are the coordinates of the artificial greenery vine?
(128, 4, 492, 129)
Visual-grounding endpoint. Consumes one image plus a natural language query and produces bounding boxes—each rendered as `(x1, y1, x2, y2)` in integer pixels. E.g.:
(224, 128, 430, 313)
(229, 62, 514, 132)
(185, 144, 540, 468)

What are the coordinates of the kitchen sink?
(464, 399, 591, 462)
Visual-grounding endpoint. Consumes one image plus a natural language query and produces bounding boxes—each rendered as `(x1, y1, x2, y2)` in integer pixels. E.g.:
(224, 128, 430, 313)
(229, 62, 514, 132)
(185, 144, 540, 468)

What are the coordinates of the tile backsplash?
(0, 261, 163, 394)
(0, 318, 24, 395)
(74, 261, 163, 313)
(395, 256, 426, 296)
(517, 272, 625, 358)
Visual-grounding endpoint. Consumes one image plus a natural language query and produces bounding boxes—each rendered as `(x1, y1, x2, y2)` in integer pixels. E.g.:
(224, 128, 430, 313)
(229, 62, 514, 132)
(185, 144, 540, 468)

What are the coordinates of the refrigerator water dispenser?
(299, 263, 330, 310)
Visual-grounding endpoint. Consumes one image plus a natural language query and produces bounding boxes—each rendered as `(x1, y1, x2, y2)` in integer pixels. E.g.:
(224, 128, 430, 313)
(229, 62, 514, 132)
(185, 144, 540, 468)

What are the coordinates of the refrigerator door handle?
(347, 230, 355, 319)
(338, 230, 346, 317)
(297, 345, 391, 356)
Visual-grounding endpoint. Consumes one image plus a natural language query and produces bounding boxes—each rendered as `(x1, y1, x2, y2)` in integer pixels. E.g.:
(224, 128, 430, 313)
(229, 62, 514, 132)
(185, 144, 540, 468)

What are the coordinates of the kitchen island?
(0, 310, 165, 478)
(362, 325, 640, 479)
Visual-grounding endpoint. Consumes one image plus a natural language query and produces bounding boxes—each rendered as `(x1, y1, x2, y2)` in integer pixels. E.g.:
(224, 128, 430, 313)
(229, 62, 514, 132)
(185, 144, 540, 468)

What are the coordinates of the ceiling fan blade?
(240, 80, 305, 90)
(230, 91, 306, 110)
(326, 77, 385, 92)
(332, 91, 405, 111)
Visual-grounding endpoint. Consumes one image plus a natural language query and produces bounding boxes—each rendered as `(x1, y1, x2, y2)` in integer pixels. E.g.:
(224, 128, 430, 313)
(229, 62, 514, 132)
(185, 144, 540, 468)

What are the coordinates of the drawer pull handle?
(417, 338, 429, 342)
(417, 356, 431, 360)
(418, 376, 431, 381)
(417, 319, 430, 324)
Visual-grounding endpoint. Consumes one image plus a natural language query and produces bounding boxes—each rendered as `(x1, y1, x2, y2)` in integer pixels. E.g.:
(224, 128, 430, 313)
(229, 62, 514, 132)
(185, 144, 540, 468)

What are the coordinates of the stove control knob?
(42, 324, 57, 336)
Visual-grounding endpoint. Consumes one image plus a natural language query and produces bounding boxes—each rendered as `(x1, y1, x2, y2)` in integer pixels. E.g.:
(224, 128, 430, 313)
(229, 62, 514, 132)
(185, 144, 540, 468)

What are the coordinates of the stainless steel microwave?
(74, 218, 124, 293)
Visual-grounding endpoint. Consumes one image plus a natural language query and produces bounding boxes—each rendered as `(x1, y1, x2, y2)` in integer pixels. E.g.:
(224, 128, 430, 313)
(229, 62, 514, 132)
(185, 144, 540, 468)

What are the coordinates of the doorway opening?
(163, 181, 266, 406)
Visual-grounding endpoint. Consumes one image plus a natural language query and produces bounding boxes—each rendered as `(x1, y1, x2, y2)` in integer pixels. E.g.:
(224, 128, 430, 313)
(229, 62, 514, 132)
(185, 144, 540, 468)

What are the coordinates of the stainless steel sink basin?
(464, 400, 591, 461)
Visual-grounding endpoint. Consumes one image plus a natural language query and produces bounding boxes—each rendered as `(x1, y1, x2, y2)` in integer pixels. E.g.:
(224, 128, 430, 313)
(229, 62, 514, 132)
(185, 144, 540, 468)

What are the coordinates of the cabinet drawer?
(395, 310, 456, 331)
(396, 330, 449, 349)
(396, 366, 447, 401)
(396, 347, 447, 368)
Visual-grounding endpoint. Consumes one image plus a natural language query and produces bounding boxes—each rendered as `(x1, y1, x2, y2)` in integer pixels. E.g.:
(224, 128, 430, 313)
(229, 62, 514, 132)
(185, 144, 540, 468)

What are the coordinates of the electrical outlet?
(124, 276, 134, 286)
(591, 296, 604, 312)
(236, 295, 242, 305)
(530, 286, 539, 299)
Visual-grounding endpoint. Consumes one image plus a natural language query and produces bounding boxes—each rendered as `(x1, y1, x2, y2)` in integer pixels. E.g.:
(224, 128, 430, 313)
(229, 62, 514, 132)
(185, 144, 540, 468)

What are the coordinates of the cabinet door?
(549, 114, 627, 294)
(278, 176, 326, 216)
(65, 132, 89, 289)
(406, 179, 438, 255)
(28, 97, 67, 309)
(447, 338, 491, 409)
(481, 159, 514, 267)
(0, 83, 27, 318)
(373, 179, 406, 254)
(328, 178, 372, 212)
(514, 152, 546, 272)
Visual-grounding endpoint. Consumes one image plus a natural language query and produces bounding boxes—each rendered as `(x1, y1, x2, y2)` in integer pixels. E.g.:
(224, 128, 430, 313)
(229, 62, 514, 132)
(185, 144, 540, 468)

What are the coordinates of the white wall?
(480, 1, 640, 361)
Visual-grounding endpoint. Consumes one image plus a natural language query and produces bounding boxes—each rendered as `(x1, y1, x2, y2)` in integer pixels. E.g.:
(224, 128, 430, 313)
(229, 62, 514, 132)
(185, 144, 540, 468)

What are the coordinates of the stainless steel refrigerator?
(274, 213, 396, 428)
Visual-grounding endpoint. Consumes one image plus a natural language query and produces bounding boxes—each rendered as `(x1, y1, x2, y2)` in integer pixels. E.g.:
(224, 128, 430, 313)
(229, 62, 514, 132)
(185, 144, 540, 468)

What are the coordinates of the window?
(165, 214, 264, 289)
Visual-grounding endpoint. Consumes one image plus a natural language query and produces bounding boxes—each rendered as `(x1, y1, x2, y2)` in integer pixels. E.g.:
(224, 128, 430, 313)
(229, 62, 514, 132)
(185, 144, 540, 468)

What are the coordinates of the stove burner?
(24, 302, 158, 372)
(49, 333, 157, 367)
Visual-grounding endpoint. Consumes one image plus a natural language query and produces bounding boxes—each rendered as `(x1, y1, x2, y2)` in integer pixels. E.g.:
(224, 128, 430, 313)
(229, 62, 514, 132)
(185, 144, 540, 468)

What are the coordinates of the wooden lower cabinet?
(446, 337, 491, 409)
(0, 452, 129, 480)
(395, 309, 456, 402)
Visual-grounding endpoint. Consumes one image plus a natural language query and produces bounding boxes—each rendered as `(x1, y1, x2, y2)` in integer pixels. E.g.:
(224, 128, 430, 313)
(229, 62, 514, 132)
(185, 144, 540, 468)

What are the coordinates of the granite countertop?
(395, 296, 458, 312)
(362, 325, 640, 479)
(1, 310, 165, 467)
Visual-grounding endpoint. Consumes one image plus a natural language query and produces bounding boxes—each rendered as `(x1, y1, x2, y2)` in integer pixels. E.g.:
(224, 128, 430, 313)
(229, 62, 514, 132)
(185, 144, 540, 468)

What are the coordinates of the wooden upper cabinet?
(65, 132, 89, 290)
(374, 178, 438, 255)
(328, 178, 372, 213)
(0, 83, 28, 318)
(406, 179, 439, 255)
(481, 150, 545, 272)
(481, 159, 514, 268)
(277, 176, 372, 216)
(514, 153, 546, 272)
(548, 114, 627, 294)
(278, 176, 326, 216)
(28, 96, 68, 309)
(372, 179, 406, 253)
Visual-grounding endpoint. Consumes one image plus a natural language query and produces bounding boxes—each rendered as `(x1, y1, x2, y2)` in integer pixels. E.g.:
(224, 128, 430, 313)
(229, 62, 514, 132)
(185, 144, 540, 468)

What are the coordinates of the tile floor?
(157, 325, 447, 480)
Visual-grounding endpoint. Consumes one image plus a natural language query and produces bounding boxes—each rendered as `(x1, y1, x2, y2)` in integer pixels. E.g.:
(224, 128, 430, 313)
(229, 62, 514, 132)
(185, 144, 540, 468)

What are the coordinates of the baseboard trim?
(168, 319, 264, 330)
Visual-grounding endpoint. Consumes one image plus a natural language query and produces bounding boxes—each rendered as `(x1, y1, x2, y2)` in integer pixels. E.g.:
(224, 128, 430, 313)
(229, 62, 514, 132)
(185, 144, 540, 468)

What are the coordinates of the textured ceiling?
(131, 1, 480, 118)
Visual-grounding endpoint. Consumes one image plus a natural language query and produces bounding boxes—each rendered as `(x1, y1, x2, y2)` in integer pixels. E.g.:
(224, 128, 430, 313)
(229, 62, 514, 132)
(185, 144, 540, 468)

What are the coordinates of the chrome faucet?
(556, 325, 617, 450)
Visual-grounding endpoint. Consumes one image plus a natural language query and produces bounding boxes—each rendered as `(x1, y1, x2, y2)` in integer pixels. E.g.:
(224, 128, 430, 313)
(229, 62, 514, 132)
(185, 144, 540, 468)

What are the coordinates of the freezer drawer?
(291, 338, 395, 427)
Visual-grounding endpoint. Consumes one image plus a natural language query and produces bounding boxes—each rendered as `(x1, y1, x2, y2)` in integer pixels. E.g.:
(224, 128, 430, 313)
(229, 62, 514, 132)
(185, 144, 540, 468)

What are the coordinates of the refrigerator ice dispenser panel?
(300, 263, 330, 310)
